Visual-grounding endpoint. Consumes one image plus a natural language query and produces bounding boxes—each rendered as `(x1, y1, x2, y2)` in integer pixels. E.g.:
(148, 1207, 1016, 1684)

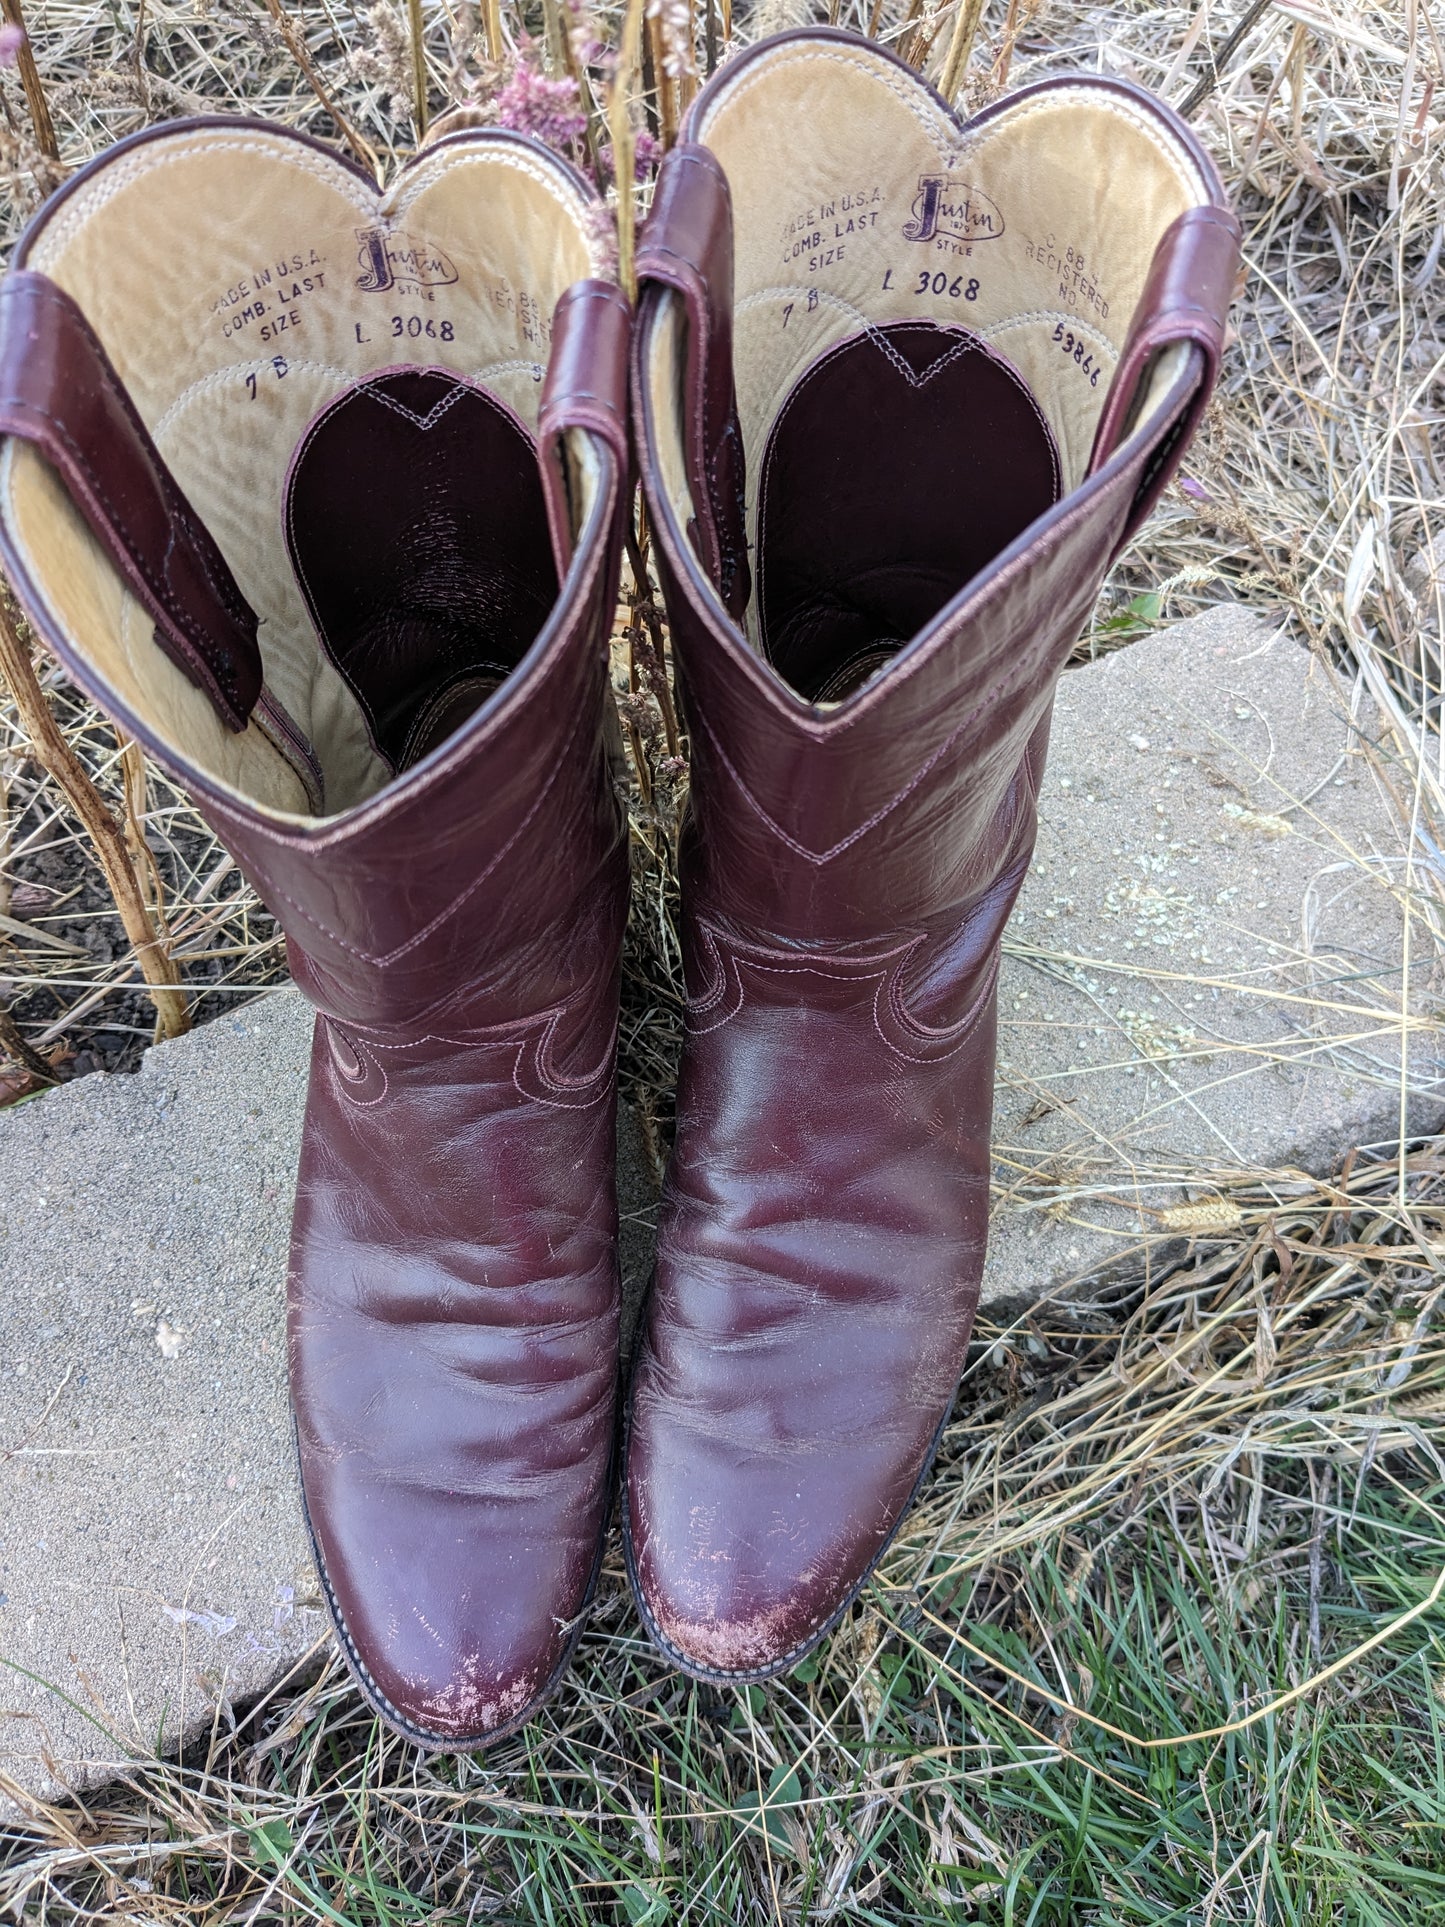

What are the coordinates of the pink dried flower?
(492, 38, 587, 157)
(595, 129, 661, 190)
(633, 130, 661, 178)
(1178, 475, 1211, 503)
(582, 202, 619, 278)
(0, 23, 26, 66)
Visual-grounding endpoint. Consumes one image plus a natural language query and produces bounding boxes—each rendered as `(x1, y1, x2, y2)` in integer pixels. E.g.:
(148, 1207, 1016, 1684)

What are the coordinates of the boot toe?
(304, 1463, 605, 1747)
(626, 1377, 936, 1679)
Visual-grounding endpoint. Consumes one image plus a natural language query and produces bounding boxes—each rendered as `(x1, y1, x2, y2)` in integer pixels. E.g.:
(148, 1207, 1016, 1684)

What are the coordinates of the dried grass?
(0, 0, 1441, 1917)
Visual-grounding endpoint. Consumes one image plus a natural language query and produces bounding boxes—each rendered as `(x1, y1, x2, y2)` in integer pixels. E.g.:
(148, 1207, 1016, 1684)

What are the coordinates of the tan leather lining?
(1, 127, 610, 819)
(648, 40, 1214, 633)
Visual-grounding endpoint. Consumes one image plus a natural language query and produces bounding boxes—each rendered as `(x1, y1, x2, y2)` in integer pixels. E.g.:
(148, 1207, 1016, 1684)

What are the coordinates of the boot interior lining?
(648, 38, 1214, 697)
(0, 128, 610, 819)
(282, 367, 559, 776)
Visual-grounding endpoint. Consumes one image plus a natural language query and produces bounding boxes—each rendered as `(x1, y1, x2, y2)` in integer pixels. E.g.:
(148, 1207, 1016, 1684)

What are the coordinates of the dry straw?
(0, 0, 1439, 1914)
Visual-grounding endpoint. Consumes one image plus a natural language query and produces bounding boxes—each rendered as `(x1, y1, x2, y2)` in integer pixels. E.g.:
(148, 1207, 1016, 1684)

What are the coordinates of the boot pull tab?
(1088, 204, 1242, 550)
(635, 142, 751, 622)
(0, 271, 262, 731)
(538, 278, 632, 576)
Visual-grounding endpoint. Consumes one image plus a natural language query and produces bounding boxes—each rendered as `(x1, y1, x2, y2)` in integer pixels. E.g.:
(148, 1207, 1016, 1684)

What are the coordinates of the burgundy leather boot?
(0, 122, 632, 1744)
(627, 29, 1240, 1679)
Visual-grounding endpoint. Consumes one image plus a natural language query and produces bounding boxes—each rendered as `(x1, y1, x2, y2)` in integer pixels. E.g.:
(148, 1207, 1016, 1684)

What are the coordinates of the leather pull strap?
(0, 271, 262, 730)
(636, 142, 751, 621)
(1089, 204, 1241, 547)
(538, 278, 633, 575)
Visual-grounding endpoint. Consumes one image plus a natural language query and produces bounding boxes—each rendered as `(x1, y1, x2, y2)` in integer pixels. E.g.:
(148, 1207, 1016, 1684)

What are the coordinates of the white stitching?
(694, 44, 1208, 200)
(755, 320, 1061, 665)
(684, 920, 997, 1061)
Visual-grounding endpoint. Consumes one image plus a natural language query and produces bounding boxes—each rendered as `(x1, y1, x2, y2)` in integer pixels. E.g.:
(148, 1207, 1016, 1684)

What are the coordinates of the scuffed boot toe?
(305, 1470, 607, 1747)
(625, 1368, 944, 1681)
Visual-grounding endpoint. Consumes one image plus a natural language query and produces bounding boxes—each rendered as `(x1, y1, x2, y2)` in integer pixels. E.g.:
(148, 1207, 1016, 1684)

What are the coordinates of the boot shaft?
(0, 121, 632, 1027)
(634, 31, 1239, 948)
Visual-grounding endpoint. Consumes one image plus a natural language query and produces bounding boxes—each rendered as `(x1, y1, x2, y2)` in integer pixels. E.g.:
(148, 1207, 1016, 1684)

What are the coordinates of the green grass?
(6, 1149, 1445, 1923)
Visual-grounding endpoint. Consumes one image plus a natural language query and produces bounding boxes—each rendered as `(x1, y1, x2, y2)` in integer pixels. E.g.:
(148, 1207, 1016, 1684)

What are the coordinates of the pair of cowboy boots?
(0, 31, 1237, 1745)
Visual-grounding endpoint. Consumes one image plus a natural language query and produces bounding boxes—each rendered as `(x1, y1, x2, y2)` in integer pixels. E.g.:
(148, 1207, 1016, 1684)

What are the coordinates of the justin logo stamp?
(902, 178, 1004, 246)
(355, 227, 459, 297)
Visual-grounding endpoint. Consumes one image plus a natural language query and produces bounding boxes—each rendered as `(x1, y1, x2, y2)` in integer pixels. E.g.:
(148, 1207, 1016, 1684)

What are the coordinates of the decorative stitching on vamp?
(683, 921, 996, 1062)
(361, 380, 474, 432)
(513, 1007, 618, 1109)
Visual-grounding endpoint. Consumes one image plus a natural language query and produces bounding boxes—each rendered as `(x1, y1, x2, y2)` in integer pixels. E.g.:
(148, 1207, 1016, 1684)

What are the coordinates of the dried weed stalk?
(0, 599, 188, 1042)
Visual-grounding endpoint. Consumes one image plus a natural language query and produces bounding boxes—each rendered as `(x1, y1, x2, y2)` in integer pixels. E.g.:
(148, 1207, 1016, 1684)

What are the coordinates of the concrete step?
(1, 605, 1436, 1812)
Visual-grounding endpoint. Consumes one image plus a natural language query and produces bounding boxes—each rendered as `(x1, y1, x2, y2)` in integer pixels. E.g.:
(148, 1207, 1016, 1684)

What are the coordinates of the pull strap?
(635, 142, 751, 621)
(1088, 204, 1241, 549)
(538, 278, 633, 575)
(0, 271, 262, 730)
